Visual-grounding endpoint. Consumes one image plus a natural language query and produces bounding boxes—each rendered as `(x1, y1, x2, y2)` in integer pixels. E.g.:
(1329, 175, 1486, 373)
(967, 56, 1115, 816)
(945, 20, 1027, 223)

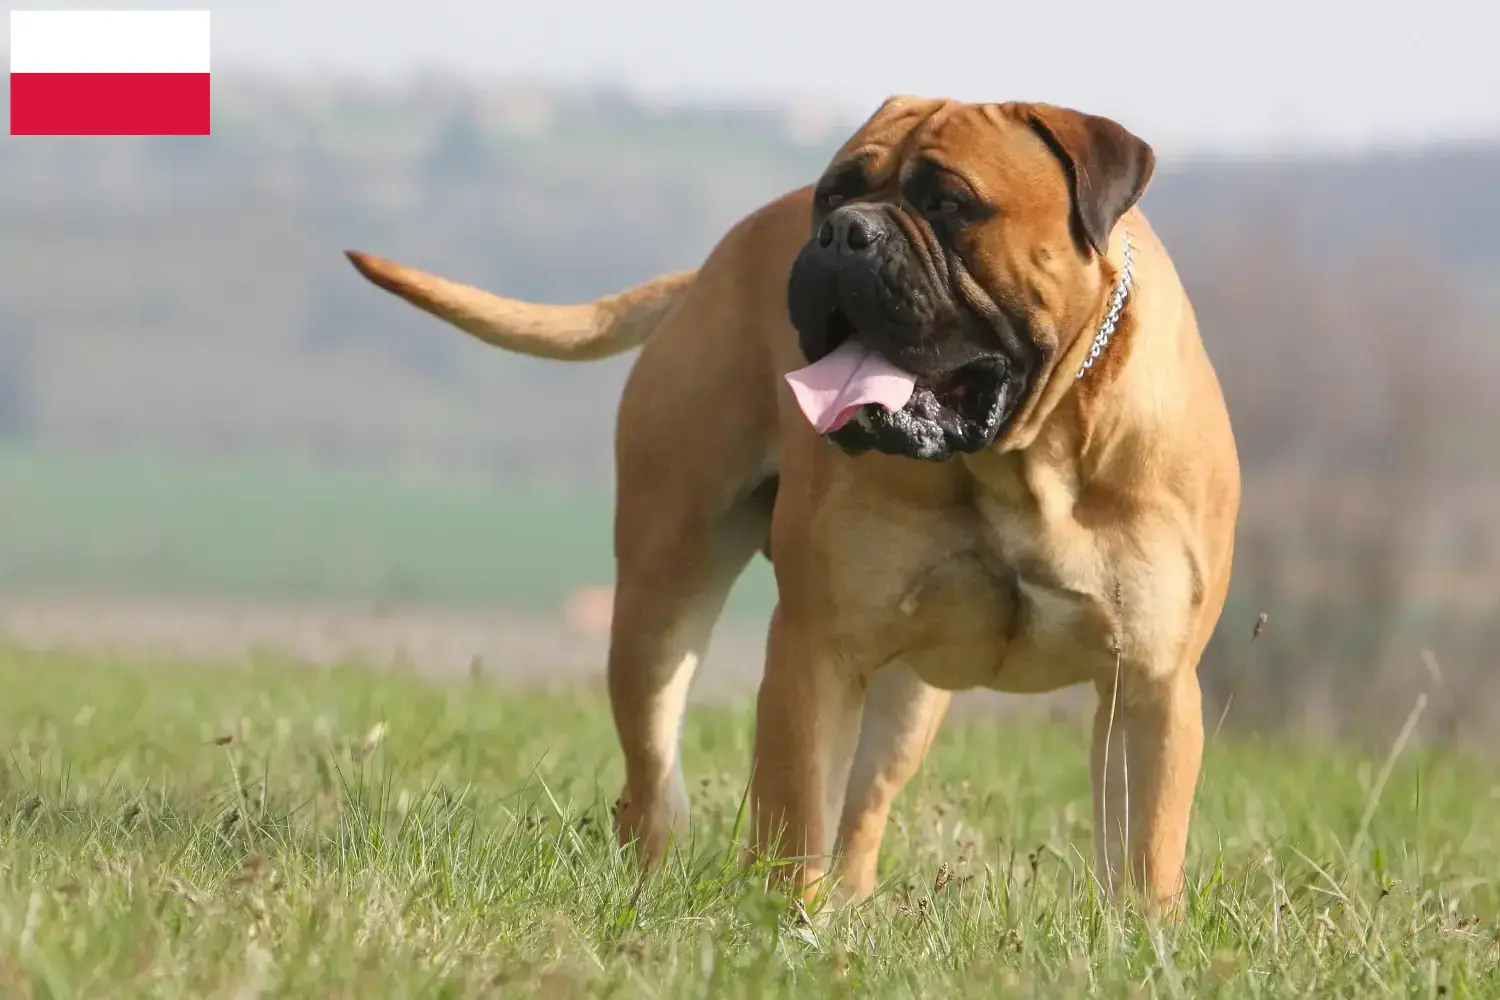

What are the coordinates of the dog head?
(785, 97, 1155, 461)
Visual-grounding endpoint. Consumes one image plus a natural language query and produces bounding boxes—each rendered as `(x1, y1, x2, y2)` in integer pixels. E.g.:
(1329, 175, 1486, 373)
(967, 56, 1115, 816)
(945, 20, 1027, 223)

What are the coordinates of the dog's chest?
(975, 462, 1120, 637)
(821, 480, 1115, 693)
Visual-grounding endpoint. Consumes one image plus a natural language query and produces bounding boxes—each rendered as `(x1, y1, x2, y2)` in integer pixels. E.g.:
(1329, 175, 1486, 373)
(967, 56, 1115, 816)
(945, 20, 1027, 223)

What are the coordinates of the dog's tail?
(343, 250, 697, 361)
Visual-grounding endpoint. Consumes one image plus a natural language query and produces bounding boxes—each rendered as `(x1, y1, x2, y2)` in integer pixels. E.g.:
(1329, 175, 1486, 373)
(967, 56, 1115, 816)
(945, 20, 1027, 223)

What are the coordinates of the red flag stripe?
(10, 72, 210, 136)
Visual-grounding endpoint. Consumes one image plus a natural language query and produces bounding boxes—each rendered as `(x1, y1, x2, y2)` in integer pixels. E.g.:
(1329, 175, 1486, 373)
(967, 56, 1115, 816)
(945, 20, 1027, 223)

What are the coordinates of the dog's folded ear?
(1022, 104, 1155, 257)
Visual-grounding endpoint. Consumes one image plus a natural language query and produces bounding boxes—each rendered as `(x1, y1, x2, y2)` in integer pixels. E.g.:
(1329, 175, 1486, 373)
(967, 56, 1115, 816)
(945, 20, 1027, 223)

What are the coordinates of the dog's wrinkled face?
(786, 97, 1155, 461)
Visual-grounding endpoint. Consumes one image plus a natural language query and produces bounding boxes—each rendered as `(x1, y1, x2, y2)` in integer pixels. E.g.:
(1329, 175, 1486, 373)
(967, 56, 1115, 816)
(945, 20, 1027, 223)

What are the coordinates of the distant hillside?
(0, 78, 1495, 486)
(1147, 142, 1500, 290)
(6, 79, 1500, 698)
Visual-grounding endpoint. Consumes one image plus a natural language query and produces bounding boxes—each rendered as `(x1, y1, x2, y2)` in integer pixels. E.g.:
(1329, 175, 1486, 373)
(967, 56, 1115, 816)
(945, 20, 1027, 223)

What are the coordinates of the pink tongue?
(783, 340, 919, 434)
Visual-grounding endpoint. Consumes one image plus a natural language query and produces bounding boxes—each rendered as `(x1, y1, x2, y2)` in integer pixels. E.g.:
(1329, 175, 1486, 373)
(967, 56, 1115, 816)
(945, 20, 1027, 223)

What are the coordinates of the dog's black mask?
(786, 201, 1037, 462)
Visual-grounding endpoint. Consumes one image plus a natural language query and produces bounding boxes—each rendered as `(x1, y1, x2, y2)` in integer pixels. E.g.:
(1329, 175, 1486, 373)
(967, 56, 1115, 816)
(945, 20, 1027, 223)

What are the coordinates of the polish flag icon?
(10, 10, 211, 136)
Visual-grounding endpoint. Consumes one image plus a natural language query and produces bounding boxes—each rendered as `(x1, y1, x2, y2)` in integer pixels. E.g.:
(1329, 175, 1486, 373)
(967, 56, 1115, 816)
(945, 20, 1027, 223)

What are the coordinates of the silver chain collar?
(1075, 228, 1134, 380)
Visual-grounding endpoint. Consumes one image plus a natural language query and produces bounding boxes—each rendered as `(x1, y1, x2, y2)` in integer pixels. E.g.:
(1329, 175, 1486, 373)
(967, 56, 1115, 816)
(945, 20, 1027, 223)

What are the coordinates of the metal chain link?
(1076, 228, 1134, 380)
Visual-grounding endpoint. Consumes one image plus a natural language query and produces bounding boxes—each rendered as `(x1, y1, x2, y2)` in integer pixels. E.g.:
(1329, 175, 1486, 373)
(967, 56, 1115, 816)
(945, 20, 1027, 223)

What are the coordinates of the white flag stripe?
(10, 10, 210, 74)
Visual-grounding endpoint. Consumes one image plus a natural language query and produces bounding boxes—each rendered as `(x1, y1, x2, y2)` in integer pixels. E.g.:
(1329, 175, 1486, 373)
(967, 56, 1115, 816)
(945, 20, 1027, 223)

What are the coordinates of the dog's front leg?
(1091, 667, 1204, 918)
(749, 605, 866, 901)
(833, 660, 950, 900)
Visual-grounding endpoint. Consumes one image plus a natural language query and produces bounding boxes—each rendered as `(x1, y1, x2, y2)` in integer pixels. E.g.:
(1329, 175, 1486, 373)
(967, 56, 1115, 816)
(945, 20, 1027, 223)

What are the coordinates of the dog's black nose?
(817, 206, 884, 256)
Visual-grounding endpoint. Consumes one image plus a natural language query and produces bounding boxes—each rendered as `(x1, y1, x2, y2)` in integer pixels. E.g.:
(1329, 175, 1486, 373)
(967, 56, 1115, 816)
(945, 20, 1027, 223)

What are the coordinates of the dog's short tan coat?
(347, 96, 1241, 915)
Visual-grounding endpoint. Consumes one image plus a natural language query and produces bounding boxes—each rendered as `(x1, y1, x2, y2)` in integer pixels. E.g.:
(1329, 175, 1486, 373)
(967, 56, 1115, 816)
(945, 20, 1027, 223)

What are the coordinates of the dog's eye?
(823, 193, 846, 209)
(913, 190, 964, 220)
(918, 195, 964, 224)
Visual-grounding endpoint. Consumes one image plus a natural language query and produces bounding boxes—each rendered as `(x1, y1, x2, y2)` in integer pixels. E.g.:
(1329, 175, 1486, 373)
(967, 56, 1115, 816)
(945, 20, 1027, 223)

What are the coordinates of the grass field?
(0, 645, 1496, 997)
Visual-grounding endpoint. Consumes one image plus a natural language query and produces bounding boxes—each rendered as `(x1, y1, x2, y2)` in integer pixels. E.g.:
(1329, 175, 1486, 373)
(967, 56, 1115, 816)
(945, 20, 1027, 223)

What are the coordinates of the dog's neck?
(1074, 227, 1134, 382)
(978, 224, 1138, 455)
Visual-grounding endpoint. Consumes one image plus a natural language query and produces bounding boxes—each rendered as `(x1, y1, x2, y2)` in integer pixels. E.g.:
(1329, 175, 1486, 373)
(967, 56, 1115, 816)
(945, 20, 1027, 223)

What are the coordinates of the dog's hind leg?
(604, 324, 778, 867)
(606, 486, 768, 867)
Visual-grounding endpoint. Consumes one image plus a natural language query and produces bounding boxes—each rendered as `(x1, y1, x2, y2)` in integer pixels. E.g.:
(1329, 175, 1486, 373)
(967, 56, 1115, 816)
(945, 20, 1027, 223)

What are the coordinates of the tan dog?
(346, 96, 1240, 915)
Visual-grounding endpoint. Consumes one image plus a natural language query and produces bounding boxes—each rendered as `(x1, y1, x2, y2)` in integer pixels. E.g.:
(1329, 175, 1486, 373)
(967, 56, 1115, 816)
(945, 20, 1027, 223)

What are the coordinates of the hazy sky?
(9, 0, 1497, 156)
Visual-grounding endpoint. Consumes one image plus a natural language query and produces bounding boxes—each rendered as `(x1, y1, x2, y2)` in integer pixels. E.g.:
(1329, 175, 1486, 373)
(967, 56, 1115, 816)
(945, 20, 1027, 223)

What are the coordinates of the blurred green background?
(0, 445, 779, 618)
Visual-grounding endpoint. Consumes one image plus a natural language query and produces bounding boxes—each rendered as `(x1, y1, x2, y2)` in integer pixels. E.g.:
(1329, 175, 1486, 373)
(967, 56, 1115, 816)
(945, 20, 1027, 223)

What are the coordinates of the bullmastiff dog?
(345, 96, 1241, 916)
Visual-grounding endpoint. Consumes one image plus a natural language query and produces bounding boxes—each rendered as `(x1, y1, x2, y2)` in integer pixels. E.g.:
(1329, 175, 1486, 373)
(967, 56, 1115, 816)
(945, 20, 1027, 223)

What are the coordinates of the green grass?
(0, 445, 778, 618)
(0, 646, 1496, 996)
